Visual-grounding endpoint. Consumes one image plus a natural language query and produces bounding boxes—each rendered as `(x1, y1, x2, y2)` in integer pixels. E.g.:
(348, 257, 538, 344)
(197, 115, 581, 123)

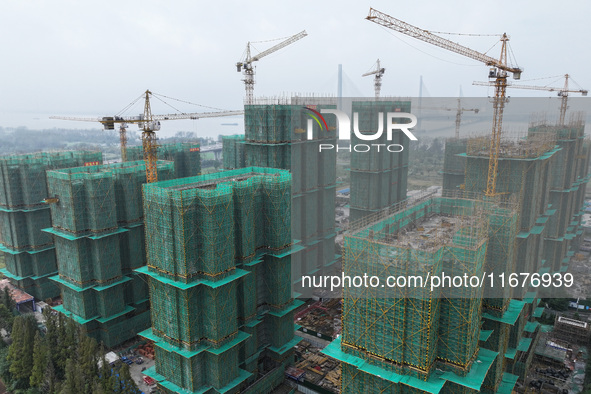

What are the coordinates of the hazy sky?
(1, 0, 589, 137)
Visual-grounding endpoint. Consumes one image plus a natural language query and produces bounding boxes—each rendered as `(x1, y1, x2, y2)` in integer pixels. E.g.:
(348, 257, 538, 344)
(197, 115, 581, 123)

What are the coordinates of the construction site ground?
(296, 298, 342, 338)
(567, 240, 591, 299)
(110, 337, 157, 393)
(527, 331, 587, 393)
(294, 339, 341, 393)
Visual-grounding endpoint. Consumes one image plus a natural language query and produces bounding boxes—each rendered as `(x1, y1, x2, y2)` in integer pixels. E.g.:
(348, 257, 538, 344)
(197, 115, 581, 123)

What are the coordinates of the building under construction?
(324, 194, 513, 393)
(528, 117, 591, 272)
(137, 167, 302, 393)
(222, 134, 246, 170)
(222, 102, 339, 288)
(349, 100, 410, 222)
(440, 121, 591, 391)
(552, 316, 591, 345)
(45, 160, 175, 347)
(444, 117, 590, 275)
(126, 142, 201, 178)
(0, 151, 103, 300)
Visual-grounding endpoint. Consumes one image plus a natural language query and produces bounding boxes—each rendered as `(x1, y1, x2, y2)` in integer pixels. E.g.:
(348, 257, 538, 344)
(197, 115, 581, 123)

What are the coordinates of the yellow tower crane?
(474, 74, 588, 125)
(51, 90, 243, 183)
(366, 8, 523, 196)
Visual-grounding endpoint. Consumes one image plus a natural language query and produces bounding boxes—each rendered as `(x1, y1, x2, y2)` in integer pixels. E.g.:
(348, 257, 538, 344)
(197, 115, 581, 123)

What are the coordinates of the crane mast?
(141, 90, 159, 183)
(453, 98, 479, 139)
(559, 75, 570, 125)
(366, 8, 522, 196)
(119, 124, 128, 161)
(237, 30, 307, 104)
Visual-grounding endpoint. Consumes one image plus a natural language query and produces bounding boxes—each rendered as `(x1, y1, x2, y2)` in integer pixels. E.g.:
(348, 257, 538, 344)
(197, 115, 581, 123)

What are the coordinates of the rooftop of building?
(556, 316, 589, 330)
(347, 196, 487, 252)
(47, 159, 170, 177)
(144, 166, 290, 192)
(466, 131, 557, 160)
(0, 278, 34, 305)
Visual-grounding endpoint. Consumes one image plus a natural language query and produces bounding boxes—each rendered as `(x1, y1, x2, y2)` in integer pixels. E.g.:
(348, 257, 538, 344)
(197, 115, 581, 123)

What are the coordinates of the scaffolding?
(342, 196, 488, 380)
(437, 117, 589, 391)
(47, 160, 174, 236)
(138, 167, 301, 393)
(466, 131, 556, 160)
(236, 103, 338, 293)
(126, 142, 201, 178)
(46, 160, 173, 348)
(0, 150, 102, 300)
(0, 150, 102, 210)
(464, 135, 558, 301)
(222, 134, 246, 169)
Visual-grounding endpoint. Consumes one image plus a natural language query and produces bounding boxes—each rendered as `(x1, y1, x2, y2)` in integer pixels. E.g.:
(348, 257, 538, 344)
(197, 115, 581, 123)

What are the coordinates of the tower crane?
(451, 97, 479, 139)
(236, 30, 308, 104)
(51, 90, 243, 183)
(362, 59, 386, 98)
(473, 74, 588, 125)
(366, 8, 522, 196)
(420, 89, 479, 138)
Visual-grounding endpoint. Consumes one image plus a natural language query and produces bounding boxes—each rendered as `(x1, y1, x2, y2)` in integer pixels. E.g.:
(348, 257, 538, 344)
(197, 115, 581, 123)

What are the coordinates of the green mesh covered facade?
(528, 122, 591, 271)
(439, 123, 590, 392)
(0, 150, 102, 300)
(127, 142, 201, 178)
(349, 101, 411, 222)
(442, 139, 467, 191)
(46, 160, 174, 348)
(222, 135, 246, 170)
(463, 136, 556, 392)
(223, 103, 338, 292)
(463, 135, 557, 305)
(138, 167, 302, 393)
(324, 195, 508, 393)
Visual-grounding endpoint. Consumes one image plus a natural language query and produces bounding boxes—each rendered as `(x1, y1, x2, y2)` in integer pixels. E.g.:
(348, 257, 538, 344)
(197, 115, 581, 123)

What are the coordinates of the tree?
(54, 313, 69, 378)
(2, 287, 14, 310)
(542, 297, 569, 311)
(98, 346, 111, 393)
(42, 359, 59, 394)
(77, 330, 98, 391)
(117, 363, 140, 394)
(7, 315, 36, 388)
(61, 357, 82, 394)
(0, 346, 13, 387)
(8, 317, 24, 378)
(29, 331, 47, 388)
(0, 304, 14, 334)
